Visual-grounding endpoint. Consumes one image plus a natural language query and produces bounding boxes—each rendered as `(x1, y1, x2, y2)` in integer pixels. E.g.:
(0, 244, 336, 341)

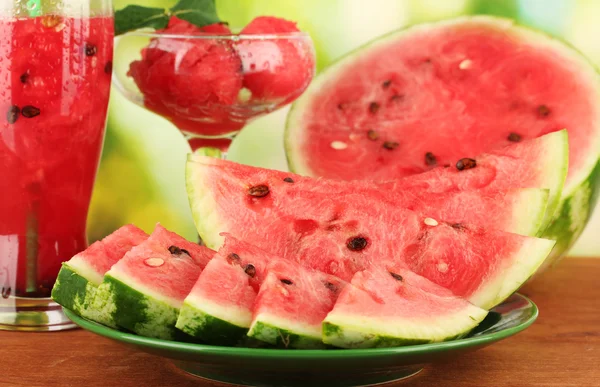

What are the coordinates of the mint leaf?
(115, 5, 169, 35)
(170, 0, 221, 28)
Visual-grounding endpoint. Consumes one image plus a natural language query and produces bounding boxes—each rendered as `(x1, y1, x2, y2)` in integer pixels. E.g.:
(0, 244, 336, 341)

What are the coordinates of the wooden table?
(2, 258, 598, 387)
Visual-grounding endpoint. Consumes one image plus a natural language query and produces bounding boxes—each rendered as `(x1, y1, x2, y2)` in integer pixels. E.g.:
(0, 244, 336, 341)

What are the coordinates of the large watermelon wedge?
(189, 130, 568, 242)
(90, 224, 215, 339)
(185, 156, 556, 310)
(322, 265, 488, 349)
(285, 15, 600, 266)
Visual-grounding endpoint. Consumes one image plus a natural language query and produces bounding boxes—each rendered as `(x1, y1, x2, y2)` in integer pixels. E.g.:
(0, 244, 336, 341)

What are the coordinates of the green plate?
(63, 293, 537, 387)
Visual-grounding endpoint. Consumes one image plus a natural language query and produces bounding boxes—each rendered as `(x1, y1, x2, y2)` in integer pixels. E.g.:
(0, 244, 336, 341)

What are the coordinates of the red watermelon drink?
(114, 16, 315, 152)
(0, 10, 113, 327)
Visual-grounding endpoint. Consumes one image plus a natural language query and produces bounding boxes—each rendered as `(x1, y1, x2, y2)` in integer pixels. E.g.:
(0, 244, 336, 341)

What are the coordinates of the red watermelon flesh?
(237, 16, 315, 101)
(323, 265, 488, 348)
(285, 17, 598, 192)
(186, 158, 556, 310)
(65, 224, 149, 285)
(106, 224, 214, 303)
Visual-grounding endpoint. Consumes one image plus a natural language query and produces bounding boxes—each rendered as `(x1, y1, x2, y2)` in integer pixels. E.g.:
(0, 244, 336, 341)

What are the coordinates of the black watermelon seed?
(168, 245, 190, 256)
(227, 253, 241, 263)
(85, 43, 97, 56)
(283, 177, 294, 183)
(6, 105, 20, 124)
(20, 72, 29, 84)
(1, 287, 11, 299)
(382, 80, 392, 89)
(347, 236, 368, 251)
(244, 264, 256, 278)
(537, 105, 551, 117)
(369, 102, 380, 114)
(508, 132, 522, 142)
(425, 152, 437, 166)
(456, 158, 476, 171)
(280, 279, 293, 285)
(451, 223, 464, 230)
(337, 103, 347, 110)
(383, 141, 399, 150)
(104, 61, 113, 74)
(390, 94, 404, 102)
(248, 185, 269, 197)
(324, 281, 338, 292)
(367, 130, 379, 141)
(389, 272, 403, 281)
(21, 105, 40, 118)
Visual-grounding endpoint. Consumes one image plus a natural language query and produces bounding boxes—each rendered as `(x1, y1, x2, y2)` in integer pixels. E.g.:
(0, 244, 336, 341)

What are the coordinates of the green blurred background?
(89, 0, 600, 256)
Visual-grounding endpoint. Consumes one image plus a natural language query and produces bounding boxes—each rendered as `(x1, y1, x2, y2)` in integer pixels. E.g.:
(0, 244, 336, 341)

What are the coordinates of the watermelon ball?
(237, 16, 314, 101)
(128, 17, 242, 119)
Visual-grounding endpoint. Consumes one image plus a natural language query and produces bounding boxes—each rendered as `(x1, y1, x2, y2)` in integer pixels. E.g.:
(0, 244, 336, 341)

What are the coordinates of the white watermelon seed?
(437, 262, 449, 273)
(331, 141, 348, 150)
(424, 217, 439, 226)
(459, 59, 472, 69)
(144, 258, 165, 267)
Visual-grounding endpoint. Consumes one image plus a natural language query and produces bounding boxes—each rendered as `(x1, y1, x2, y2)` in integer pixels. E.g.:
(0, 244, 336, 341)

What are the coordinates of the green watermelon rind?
(175, 300, 250, 345)
(284, 15, 600, 263)
(470, 236, 556, 310)
(185, 159, 227, 250)
(322, 306, 488, 349)
(248, 318, 328, 349)
(542, 159, 600, 269)
(92, 275, 180, 340)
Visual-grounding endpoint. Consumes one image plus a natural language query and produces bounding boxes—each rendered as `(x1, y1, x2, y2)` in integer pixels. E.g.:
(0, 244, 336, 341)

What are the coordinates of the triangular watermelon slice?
(247, 262, 345, 349)
(185, 154, 556, 310)
(90, 224, 215, 339)
(323, 265, 488, 348)
(51, 224, 148, 326)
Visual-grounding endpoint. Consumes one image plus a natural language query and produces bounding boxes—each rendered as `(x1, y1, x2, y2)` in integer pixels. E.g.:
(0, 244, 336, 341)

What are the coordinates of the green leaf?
(170, 0, 221, 28)
(114, 5, 170, 35)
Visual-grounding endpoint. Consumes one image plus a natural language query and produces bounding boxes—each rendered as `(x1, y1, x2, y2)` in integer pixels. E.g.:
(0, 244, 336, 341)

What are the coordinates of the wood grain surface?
(1, 258, 598, 387)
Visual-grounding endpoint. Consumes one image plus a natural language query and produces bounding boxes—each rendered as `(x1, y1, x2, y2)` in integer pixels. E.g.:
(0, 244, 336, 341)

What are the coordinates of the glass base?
(0, 296, 78, 332)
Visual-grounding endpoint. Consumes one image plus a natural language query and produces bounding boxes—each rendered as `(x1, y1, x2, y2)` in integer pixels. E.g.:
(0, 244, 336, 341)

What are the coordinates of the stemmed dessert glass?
(112, 26, 316, 153)
(0, 0, 113, 331)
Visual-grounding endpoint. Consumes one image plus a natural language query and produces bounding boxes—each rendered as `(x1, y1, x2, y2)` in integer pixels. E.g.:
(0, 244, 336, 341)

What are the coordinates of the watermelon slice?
(176, 235, 268, 345)
(185, 157, 556, 309)
(51, 224, 148, 326)
(247, 262, 345, 349)
(90, 224, 215, 339)
(323, 265, 488, 348)
(176, 235, 345, 348)
(285, 15, 600, 266)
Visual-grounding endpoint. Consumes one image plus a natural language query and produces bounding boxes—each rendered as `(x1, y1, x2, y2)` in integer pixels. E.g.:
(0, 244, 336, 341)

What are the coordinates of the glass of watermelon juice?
(111, 18, 316, 152)
(0, 0, 113, 331)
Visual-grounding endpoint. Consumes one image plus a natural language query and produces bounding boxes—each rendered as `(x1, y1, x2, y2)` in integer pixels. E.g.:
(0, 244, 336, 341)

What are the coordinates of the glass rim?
(119, 29, 312, 40)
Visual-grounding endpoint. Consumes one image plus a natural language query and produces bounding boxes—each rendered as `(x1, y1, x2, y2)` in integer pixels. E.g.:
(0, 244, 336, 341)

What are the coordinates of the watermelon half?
(90, 224, 215, 339)
(51, 224, 148, 326)
(285, 15, 600, 266)
(322, 265, 488, 349)
(185, 156, 555, 310)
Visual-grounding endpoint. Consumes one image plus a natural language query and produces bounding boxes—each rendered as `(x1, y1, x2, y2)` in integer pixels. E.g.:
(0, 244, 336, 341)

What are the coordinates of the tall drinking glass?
(0, 0, 113, 331)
